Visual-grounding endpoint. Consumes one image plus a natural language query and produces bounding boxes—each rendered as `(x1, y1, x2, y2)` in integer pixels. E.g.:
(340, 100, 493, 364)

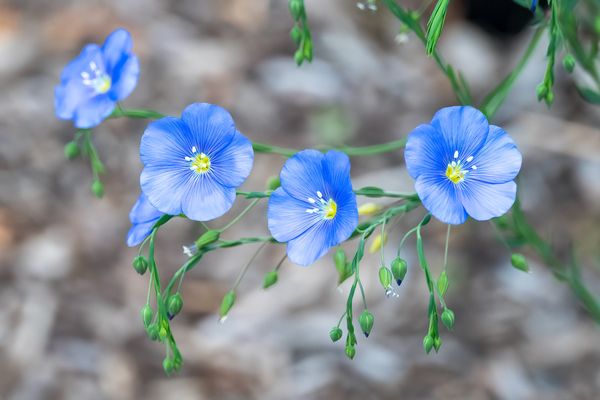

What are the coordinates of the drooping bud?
(433, 336, 442, 352)
(391, 257, 408, 285)
(289, 26, 302, 45)
(141, 304, 153, 328)
(288, 0, 303, 20)
(369, 233, 387, 253)
(146, 324, 159, 341)
(167, 293, 184, 317)
(345, 345, 356, 360)
(378, 266, 393, 289)
(132, 255, 148, 275)
(358, 202, 382, 216)
(421, 214, 432, 226)
(294, 49, 304, 66)
(266, 175, 281, 191)
(219, 290, 236, 319)
(334, 248, 352, 284)
(162, 358, 174, 374)
(423, 335, 434, 354)
(359, 310, 374, 337)
(263, 271, 278, 289)
(91, 180, 104, 198)
(536, 83, 548, 101)
(195, 230, 220, 249)
(510, 253, 529, 272)
(441, 308, 455, 330)
(437, 270, 449, 296)
(64, 141, 79, 160)
(329, 327, 343, 342)
(562, 54, 576, 73)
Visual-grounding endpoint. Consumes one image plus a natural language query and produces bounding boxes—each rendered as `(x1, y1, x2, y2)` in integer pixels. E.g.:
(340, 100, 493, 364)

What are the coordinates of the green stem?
(220, 198, 261, 232)
(232, 242, 268, 291)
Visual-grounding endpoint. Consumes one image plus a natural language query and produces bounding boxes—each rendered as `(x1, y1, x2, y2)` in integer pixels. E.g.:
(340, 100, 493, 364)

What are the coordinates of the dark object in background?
(464, 0, 548, 37)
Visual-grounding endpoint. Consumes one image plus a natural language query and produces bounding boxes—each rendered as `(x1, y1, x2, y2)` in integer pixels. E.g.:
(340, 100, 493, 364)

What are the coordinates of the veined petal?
(181, 103, 236, 156)
(286, 221, 333, 266)
(458, 180, 516, 221)
(209, 130, 254, 188)
(127, 220, 156, 247)
(102, 29, 133, 74)
(59, 44, 102, 84)
(431, 106, 489, 164)
(268, 187, 321, 243)
(140, 117, 193, 170)
(415, 173, 467, 225)
(55, 79, 94, 120)
(129, 192, 163, 224)
(73, 94, 115, 128)
(109, 54, 139, 101)
(468, 125, 522, 184)
(140, 165, 190, 215)
(404, 123, 448, 179)
(180, 176, 236, 221)
(280, 150, 328, 201)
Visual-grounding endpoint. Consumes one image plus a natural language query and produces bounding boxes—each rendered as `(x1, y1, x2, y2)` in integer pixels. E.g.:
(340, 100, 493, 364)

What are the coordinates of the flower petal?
(322, 150, 358, 242)
(109, 54, 139, 101)
(59, 44, 102, 83)
(209, 130, 254, 188)
(102, 29, 133, 74)
(280, 149, 328, 201)
(268, 187, 321, 243)
(180, 176, 236, 221)
(468, 125, 522, 184)
(431, 106, 489, 163)
(55, 79, 94, 120)
(181, 103, 236, 156)
(415, 173, 467, 225)
(73, 94, 115, 128)
(286, 221, 334, 266)
(129, 192, 163, 224)
(404, 123, 448, 179)
(140, 117, 193, 170)
(127, 220, 156, 247)
(458, 180, 516, 221)
(140, 165, 190, 215)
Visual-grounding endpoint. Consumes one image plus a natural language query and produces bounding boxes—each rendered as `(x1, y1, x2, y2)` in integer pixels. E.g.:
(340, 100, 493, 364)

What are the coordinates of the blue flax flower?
(140, 103, 254, 221)
(404, 106, 522, 225)
(268, 150, 358, 266)
(55, 29, 139, 128)
(127, 192, 164, 247)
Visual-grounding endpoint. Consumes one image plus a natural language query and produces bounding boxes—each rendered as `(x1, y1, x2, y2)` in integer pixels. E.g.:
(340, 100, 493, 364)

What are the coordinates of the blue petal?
(415, 173, 467, 224)
(458, 180, 516, 221)
(102, 29, 133, 74)
(181, 103, 237, 156)
(140, 117, 193, 171)
(59, 44, 102, 84)
(322, 151, 358, 243)
(468, 126, 522, 184)
(140, 165, 190, 215)
(209, 130, 254, 188)
(431, 106, 489, 165)
(268, 187, 321, 243)
(127, 220, 156, 247)
(55, 79, 94, 120)
(108, 54, 139, 101)
(129, 192, 163, 224)
(180, 176, 236, 221)
(280, 149, 328, 201)
(73, 94, 115, 128)
(404, 123, 448, 180)
(286, 220, 333, 266)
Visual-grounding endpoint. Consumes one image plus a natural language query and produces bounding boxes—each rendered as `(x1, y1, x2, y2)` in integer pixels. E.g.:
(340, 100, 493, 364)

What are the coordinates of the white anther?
(192, 146, 197, 153)
(466, 156, 474, 162)
(184, 156, 194, 161)
(307, 198, 316, 204)
(453, 150, 459, 159)
(451, 161, 457, 167)
(317, 191, 323, 198)
(471, 165, 477, 170)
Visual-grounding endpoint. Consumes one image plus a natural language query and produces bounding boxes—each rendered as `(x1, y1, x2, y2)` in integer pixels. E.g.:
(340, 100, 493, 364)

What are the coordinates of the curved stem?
(220, 198, 261, 233)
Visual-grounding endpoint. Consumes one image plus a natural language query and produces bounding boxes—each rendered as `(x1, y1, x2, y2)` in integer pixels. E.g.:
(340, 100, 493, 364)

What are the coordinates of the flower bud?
(159, 326, 168, 341)
(359, 310, 374, 337)
(441, 308, 455, 330)
(421, 214, 431, 226)
(64, 141, 79, 160)
(334, 247, 346, 271)
(536, 83, 548, 101)
(294, 49, 304, 66)
(329, 327, 343, 342)
(141, 304, 153, 328)
(433, 336, 442, 352)
(163, 358, 174, 374)
(263, 271, 278, 289)
(423, 335, 434, 354)
(167, 293, 184, 317)
(545, 90, 554, 106)
(510, 253, 529, 272)
(91, 180, 104, 198)
(132, 255, 148, 275)
(195, 230, 220, 249)
(562, 54, 576, 73)
(288, 0, 303, 20)
(289, 26, 302, 45)
(378, 266, 393, 289)
(266, 175, 281, 191)
(437, 270, 449, 296)
(146, 324, 159, 341)
(303, 39, 313, 62)
(391, 257, 407, 285)
(358, 202, 382, 216)
(345, 345, 356, 360)
(369, 233, 387, 253)
(219, 290, 236, 318)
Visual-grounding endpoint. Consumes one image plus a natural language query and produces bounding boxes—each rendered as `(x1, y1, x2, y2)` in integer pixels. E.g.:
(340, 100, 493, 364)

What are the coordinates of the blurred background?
(1, 0, 600, 399)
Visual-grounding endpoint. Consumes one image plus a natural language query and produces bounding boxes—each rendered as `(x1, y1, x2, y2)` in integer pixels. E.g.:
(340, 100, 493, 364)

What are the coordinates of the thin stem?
(274, 254, 287, 272)
(397, 226, 419, 257)
(336, 311, 347, 328)
(232, 242, 268, 291)
(220, 198, 261, 233)
(443, 224, 451, 270)
(380, 218, 387, 265)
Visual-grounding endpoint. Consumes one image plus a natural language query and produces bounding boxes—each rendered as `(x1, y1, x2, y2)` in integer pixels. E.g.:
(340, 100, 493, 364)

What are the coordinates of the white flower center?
(184, 146, 211, 174)
(81, 61, 111, 94)
(305, 190, 337, 220)
(446, 150, 477, 184)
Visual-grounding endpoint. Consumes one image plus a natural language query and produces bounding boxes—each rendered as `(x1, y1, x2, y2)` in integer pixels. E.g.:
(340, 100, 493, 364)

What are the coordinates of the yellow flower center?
(190, 152, 211, 174)
(95, 75, 112, 94)
(81, 61, 112, 94)
(323, 198, 337, 220)
(446, 150, 477, 184)
(306, 191, 337, 220)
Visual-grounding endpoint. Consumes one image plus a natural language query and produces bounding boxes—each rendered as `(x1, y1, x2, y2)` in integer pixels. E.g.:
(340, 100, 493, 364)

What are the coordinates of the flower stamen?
(305, 191, 337, 220)
(185, 148, 211, 174)
(446, 150, 476, 184)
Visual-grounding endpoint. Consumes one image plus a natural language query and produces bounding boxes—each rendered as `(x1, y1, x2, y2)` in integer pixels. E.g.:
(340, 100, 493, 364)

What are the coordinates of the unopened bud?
(141, 304, 153, 328)
(421, 214, 432, 226)
(167, 293, 184, 317)
(91, 180, 104, 198)
(378, 266, 393, 289)
(263, 271, 278, 289)
(294, 49, 304, 66)
(329, 327, 343, 342)
(510, 253, 529, 272)
(132, 255, 148, 275)
(146, 324, 159, 341)
(358, 202, 382, 216)
(162, 358, 174, 374)
(290, 26, 302, 45)
(441, 308, 455, 330)
(359, 310, 374, 337)
(219, 290, 236, 318)
(369, 233, 387, 253)
(562, 54, 575, 73)
(195, 230, 220, 249)
(288, 0, 303, 20)
(266, 175, 281, 191)
(64, 141, 79, 160)
(391, 257, 407, 285)
(423, 335, 434, 354)
(536, 83, 548, 101)
(433, 336, 442, 352)
(345, 345, 356, 360)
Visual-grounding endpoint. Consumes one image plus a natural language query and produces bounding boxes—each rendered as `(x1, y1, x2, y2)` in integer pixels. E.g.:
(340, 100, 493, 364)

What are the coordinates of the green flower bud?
(303, 39, 313, 62)
(195, 230, 220, 249)
(288, 0, 303, 20)
(391, 257, 408, 285)
(141, 304, 153, 328)
(562, 54, 576, 73)
(441, 308, 455, 330)
(329, 327, 343, 342)
(359, 310, 374, 337)
(345, 345, 356, 360)
(294, 49, 304, 66)
(91, 180, 104, 198)
(545, 90, 554, 106)
(334, 248, 346, 271)
(219, 290, 236, 318)
(159, 326, 168, 341)
(378, 266, 393, 289)
(423, 335, 434, 354)
(146, 324, 159, 341)
(421, 214, 431, 226)
(263, 271, 278, 289)
(433, 336, 442, 352)
(64, 141, 79, 160)
(266, 175, 281, 191)
(167, 293, 184, 317)
(437, 270, 449, 296)
(510, 253, 529, 272)
(163, 358, 174, 374)
(536, 83, 548, 101)
(290, 26, 302, 45)
(172, 355, 183, 372)
(132, 255, 148, 275)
